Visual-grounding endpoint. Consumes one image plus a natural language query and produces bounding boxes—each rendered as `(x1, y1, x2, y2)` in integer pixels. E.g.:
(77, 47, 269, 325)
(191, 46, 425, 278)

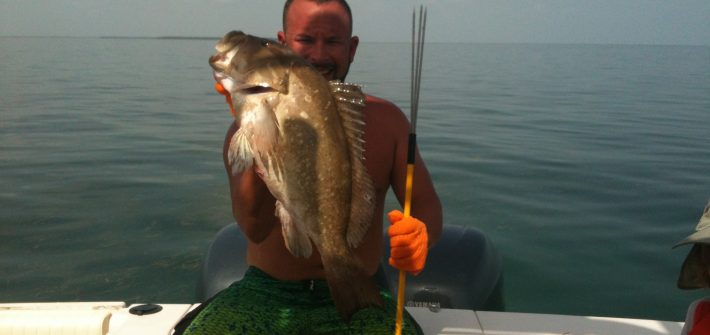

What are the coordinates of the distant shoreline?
(0, 35, 218, 41)
(103, 36, 218, 40)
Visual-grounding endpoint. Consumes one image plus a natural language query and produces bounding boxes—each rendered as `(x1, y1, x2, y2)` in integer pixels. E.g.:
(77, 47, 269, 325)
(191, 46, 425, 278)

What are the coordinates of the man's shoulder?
(362, 94, 410, 134)
(364, 94, 406, 119)
(365, 94, 397, 110)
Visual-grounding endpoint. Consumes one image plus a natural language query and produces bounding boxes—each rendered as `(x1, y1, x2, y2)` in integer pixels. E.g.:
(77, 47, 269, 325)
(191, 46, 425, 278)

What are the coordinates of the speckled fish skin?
(209, 31, 380, 321)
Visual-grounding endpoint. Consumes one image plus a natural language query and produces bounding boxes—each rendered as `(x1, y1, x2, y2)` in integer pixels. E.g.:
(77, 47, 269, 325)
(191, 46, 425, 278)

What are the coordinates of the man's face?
(278, 0, 359, 81)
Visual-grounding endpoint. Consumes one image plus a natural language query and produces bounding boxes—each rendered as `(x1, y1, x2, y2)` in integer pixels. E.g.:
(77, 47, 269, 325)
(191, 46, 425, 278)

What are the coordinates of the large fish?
(209, 31, 381, 320)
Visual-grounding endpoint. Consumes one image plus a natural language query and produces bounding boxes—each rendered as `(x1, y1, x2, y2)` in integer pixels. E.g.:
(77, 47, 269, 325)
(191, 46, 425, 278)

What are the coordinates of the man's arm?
(380, 100, 442, 275)
(387, 105, 443, 247)
(393, 143, 443, 247)
(222, 122, 277, 243)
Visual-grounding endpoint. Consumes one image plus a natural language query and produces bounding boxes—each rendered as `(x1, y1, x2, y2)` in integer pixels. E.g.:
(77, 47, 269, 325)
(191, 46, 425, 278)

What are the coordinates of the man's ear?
(277, 31, 287, 45)
(349, 35, 359, 63)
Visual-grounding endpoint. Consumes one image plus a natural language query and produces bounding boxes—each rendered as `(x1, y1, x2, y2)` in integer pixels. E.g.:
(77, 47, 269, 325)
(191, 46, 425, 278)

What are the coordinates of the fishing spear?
(395, 5, 427, 335)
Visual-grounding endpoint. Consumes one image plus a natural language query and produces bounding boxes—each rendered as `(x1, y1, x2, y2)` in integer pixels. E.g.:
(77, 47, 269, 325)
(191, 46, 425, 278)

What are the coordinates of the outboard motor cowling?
(382, 224, 504, 311)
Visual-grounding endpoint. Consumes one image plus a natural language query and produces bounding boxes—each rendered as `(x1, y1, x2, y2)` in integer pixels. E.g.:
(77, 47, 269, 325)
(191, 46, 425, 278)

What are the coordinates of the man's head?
(278, 0, 359, 81)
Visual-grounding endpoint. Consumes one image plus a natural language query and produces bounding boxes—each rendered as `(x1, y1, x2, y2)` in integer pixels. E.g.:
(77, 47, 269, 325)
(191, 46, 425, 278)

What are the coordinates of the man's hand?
(388, 210, 428, 275)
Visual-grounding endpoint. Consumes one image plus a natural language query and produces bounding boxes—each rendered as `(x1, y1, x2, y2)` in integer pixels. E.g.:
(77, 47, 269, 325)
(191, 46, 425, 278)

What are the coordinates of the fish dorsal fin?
(329, 81, 375, 249)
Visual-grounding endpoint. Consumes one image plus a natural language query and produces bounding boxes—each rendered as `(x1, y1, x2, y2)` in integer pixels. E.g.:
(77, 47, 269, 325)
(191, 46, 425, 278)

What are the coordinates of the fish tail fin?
(323, 254, 383, 322)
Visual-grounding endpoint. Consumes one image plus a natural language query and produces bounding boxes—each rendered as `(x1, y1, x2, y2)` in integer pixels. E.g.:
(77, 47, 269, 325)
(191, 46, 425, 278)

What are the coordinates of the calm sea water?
(1, 37, 709, 321)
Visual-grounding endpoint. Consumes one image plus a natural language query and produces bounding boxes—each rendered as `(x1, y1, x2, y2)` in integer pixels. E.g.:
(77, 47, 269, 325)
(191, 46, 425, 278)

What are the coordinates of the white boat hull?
(0, 302, 684, 335)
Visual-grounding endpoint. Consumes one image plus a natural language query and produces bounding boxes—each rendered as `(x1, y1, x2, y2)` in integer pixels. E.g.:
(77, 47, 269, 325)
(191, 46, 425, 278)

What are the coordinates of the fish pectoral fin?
(250, 98, 280, 152)
(276, 201, 313, 258)
(228, 128, 254, 175)
(257, 154, 285, 184)
(249, 98, 283, 180)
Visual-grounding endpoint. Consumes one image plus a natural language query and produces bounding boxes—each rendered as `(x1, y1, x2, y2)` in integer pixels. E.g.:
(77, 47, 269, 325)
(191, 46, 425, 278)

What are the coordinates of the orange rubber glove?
(388, 210, 428, 275)
(214, 82, 236, 117)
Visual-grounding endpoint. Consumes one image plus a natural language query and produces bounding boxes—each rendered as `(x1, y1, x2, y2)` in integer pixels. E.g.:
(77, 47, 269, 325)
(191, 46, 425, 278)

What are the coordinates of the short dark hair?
(282, 0, 353, 33)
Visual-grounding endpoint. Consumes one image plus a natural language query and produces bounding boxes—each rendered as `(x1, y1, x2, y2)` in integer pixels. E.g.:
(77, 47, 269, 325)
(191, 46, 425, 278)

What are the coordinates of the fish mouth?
(209, 53, 232, 72)
(208, 54, 221, 66)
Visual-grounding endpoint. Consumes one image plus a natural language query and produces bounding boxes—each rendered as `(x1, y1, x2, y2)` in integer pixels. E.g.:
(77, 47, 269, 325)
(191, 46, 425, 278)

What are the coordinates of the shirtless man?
(184, 1, 442, 333)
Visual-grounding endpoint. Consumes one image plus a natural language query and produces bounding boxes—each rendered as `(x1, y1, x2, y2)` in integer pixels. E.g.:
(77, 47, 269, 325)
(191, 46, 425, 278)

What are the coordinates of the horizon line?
(1, 35, 708, 47)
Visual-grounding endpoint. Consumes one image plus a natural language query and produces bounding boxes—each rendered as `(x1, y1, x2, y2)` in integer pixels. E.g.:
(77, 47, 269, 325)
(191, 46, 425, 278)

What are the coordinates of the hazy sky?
(1, 0, 709, 45)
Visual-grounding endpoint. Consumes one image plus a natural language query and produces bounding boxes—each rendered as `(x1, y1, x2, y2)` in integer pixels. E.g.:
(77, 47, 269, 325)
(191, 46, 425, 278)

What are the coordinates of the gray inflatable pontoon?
(195, 223, 504, 311)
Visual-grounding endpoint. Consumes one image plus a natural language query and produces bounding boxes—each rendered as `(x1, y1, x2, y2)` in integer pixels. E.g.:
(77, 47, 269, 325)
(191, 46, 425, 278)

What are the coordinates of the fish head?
(209, 31, 299, 106)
